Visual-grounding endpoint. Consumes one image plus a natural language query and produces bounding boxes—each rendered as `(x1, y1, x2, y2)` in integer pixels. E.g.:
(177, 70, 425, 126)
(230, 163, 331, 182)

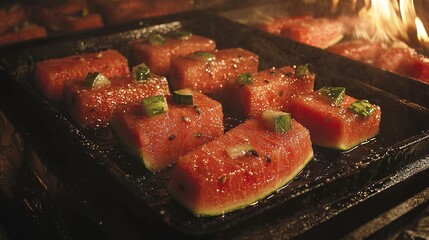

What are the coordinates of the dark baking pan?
(1, 11, 429, 237)
(217, 1, 429, 110)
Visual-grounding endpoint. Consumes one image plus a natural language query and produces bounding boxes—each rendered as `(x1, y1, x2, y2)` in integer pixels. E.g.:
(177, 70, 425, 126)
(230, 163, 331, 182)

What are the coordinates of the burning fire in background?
(332, 0, 429, 48)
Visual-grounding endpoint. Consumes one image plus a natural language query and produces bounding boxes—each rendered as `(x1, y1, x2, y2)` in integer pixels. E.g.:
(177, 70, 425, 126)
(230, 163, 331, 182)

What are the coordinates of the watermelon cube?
(167, 117, 313, 216)
(0, 25, 47, 46)
(327, 40, 384, 64)
(279, 17, 345, 49)
(129, 32, 216, 76)
(63, 74, 170, 128)
(110, 90, 224, 172)
(34, 49, 130, 101)
(169, 48, 259, 93)
(222, 65, 315, 118)
(289, 89, 381, 150)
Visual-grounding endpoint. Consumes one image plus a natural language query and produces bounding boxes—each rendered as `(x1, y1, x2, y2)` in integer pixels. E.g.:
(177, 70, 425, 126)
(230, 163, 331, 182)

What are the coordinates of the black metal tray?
(1, 11, 429, 237)
(217, 1, 429, 110)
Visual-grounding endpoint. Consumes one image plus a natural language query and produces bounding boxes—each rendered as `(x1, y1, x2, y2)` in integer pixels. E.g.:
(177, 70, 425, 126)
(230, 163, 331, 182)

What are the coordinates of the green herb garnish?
(237, 73, 253, 85)
(187, 51, 216, 61)
(141, 95, 168, 117)
(132, 63, 151, 81)
(348, 99, 375, 118)
(262, 110, 292, 134)
(171, 30, 193, 40)
(172, 88, 194, 106)
(319, 87, 346, 106)
(295, 64, 309, 77)
(148, 33, 166, 46)
(85, 72, 110, 88)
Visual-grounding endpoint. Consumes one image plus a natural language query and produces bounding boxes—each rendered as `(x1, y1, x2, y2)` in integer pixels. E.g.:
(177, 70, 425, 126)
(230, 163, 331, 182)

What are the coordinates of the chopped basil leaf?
(85, 72, 110, 88)
(237, 73, 253, 85)
(149, 33, 165, 46)
(319, 87, 346, 106)
(141, 95, 168, 117)
(295, 64, 309, 77)
(348, 99, 375, 118)
(187, 51, 215, 61)
(132, 63, 151, 81)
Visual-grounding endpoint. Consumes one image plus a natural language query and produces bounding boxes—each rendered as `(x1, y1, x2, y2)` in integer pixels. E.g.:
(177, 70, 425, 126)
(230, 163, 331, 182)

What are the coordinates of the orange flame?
(335, 0, 429, 47)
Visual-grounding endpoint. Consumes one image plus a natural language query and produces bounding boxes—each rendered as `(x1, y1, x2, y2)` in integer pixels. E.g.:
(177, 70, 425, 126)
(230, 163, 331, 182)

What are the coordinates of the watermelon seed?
(168, 135, 175, 141)
(279, 90, 284, 97)
(194, 133, 202, 138)
(219, 175, 226, 184)
(264, 79, 270, 84)
(90, 107, 97, 113)
(248, 150, 259, 157)
(182, 116, 191, 123)
(266, 155, 272, 163)
(193, 105, 201, 115)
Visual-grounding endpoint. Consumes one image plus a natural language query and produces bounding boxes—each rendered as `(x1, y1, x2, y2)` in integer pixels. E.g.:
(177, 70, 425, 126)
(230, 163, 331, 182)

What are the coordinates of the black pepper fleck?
(168, 135, 175, 141)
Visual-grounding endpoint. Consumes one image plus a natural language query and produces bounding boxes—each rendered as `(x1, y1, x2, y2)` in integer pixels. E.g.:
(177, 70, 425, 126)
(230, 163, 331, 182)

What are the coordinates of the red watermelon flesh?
(279, 17, 345, 49)
(410, 57, 429, 84)
(169, 48, 259, 93)
(257, 16, 313, 35)
(63, 74, 170, 128)
(129, 34, 216, 76)
(33, 1, 104, 31)
(373, 46, 419, 76)
(167, 118, 313, 216)
(34, 49, 130, 101)
(222, 66, 315, 118)
(0, 26, 47, 45)
(0, 5, 27, 34)
(289, 91, 381, 150)
(110, 91, 224, 172)
(327, 40, 384, 64)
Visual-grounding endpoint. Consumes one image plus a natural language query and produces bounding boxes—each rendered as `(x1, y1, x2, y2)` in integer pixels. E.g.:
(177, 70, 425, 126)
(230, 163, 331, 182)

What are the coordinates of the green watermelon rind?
(170, 150, 314, 216)
(110, 118, 158, 172)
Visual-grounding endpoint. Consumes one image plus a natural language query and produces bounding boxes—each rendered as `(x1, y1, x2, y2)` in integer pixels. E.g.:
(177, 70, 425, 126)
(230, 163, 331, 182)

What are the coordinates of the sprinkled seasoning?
(168, 134, 176, 141)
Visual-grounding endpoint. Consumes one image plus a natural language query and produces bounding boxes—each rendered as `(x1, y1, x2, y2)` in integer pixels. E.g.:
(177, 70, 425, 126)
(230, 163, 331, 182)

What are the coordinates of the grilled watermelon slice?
(167, 117, 313, 216)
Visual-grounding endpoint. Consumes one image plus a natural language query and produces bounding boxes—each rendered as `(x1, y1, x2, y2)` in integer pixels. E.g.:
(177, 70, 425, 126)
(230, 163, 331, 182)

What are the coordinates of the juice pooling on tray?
(34, 49, 130, 101)
(222, 65, 315, 118)
(168, 48, 259, 93)
(129, 31, 216, 76)
(167, 113, 313, 216)
(289, 87, 381, 150)
(111, 90, 224, 172)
